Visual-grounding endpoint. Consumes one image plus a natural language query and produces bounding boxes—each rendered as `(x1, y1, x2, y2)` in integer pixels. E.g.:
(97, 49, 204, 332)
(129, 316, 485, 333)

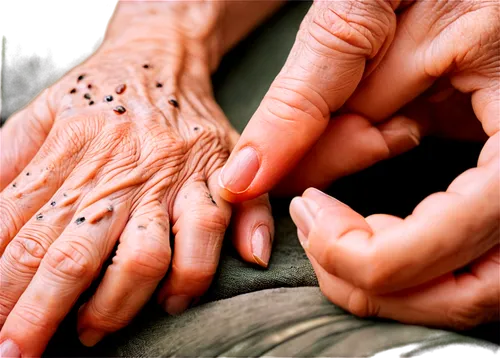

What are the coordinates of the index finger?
(218, 0, 398, 202)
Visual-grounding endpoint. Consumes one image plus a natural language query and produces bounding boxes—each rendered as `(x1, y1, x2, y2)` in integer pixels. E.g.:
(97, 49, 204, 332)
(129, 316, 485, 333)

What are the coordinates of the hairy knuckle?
(309, 0, 394, 57)
(44, 241, 98, 281)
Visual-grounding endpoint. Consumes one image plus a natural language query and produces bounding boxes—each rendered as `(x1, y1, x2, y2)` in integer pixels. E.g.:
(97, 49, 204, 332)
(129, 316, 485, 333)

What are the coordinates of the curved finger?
(0, 196, 129, 357)
(0, 89, 54, 190)
(308, 244, 500, 329)
(158, 180, 231, 315)
(77, 200, 170, 347)
(291, 155, 499, 294)
(218, 0, 398, 202)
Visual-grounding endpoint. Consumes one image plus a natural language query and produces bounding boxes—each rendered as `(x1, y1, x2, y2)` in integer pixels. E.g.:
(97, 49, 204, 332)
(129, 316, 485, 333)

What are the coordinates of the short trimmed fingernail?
(163, 295, 192, 315)
(252, 225, 272, 267)
(0, 339, 21, 358)
(306, 188, 347, 206)
(220, 147, 259, 194)
(290, 197, 319, 239)
(79, 329, 105, 347)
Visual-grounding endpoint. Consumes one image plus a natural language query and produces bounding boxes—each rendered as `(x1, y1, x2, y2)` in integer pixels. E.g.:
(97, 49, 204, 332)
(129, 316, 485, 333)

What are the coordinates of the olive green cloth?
(1, 2, 497, 357)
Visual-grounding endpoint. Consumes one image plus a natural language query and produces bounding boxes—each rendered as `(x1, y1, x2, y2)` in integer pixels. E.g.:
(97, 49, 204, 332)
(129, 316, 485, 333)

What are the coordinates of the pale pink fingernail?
(163, 295, 192, 315)
(0, 339, 21, 358)
(79, 329, 105, 347)
(252, 225, 272, 267)
(289, 197, 319, 238)
(220, 147, 260, 194)
(305, 188, 347, 207)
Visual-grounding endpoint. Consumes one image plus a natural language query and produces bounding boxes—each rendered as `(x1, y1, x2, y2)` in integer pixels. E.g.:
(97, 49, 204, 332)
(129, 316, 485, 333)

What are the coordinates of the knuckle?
(43, 240, 98, 281)
(308, 0, 394, 57)
(192, 205, 229, 233)
(0, 196, 25, 245)
(11, 302, 52, 330)
(172, 260, 216, 284)
(84, 302, 129, 331)
(447, 285, 499, 330)
(120, 242, 171, 280)
(264, 81, 330, 124)
(6, 227, 54, 271)
(347, 287, 379, 318)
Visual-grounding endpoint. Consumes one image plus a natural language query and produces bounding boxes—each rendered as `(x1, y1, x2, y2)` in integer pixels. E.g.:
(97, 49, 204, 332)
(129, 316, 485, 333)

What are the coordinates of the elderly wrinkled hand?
(220, 0, 499, 328)
(0, 11, 274, 355)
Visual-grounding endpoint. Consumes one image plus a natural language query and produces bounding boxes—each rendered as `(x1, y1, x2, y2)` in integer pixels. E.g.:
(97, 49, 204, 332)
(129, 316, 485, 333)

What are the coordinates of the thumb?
(219, 0, 399, 202)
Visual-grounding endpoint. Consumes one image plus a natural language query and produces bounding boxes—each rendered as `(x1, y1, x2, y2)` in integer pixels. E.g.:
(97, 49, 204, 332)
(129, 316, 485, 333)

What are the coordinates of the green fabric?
(21, 2, 496, 356)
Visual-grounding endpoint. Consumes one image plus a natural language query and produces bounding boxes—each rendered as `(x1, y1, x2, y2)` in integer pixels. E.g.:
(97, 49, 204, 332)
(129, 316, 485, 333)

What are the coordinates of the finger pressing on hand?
(290, 164, 499, 294)
(218, 0, 398, 202)
(0, 197, 129, 357)
(307, 244, 500, 329)
(77, 200, 171, 347)
(157, 179, 231, 315)
(0, 89, 54, 190)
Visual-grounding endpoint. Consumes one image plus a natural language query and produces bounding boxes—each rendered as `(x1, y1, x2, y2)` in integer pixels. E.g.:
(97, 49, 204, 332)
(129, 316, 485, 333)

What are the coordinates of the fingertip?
(251, 225, 272, 268)
(78, 329, 105, 348)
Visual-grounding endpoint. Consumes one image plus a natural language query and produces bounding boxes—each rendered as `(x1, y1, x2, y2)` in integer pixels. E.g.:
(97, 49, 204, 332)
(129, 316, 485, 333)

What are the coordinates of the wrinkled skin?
(220, 0, 500, 329)
(0, 42, 273, 355)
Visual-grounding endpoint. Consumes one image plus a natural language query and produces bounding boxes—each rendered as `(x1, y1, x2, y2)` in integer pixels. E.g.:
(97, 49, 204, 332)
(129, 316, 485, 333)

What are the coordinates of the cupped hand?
(219, 0, 499, 328)
(0, 41, 273, 356)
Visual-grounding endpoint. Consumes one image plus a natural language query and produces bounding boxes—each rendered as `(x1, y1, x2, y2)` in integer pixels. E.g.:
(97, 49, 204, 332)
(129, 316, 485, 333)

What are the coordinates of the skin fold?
(0, 1, 283, 356)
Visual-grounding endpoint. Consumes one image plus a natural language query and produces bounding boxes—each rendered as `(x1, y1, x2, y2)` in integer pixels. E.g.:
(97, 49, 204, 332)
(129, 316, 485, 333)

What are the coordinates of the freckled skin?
(0, 36, 273, 355)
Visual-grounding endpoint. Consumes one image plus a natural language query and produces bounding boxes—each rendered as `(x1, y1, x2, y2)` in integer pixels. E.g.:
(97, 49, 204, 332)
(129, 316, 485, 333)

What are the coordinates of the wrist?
(101, 1, 225, 72)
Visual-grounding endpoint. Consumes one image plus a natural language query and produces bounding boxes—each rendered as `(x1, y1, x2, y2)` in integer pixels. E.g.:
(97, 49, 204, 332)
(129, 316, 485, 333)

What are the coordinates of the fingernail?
(163, 295, 192, 315)
(0, 339, 21, 358)
(79, 329, 105, 347)
(252, 225, 272, 267)
(290, 197, 319, 238)
(305, 188, 347, 207)
(220, 147, 259, 194)
(297, 229, 308, 248)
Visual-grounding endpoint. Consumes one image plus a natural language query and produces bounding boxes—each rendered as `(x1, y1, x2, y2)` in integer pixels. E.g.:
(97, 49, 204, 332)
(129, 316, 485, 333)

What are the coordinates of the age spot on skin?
(194, 127, 199, 131)
(107, 205, 114, 212)
(84, 93, 91, 100)
(26, 172, 30, 176)
(70, 88, 77, 94)
(115, 84, 126, 94)
(75, 217, 86, 225)
(168, 99, 179, 108)
(63, 193, 68, 197)
(77, 74, 85, 82)
(156, 82, 163, 88)
(113, 106, 127, 114)
(207, 193, 217, 206)
(12, 183, 17, 188)
(89, 101, 95, 106)
(104, 95, 113, 102)
(138, 225, 146, 230)
(143, 64, 150, 69)
(50, 201, 56, 207)
(36, 213, 44, 221)
(87, 84, 92, 89)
